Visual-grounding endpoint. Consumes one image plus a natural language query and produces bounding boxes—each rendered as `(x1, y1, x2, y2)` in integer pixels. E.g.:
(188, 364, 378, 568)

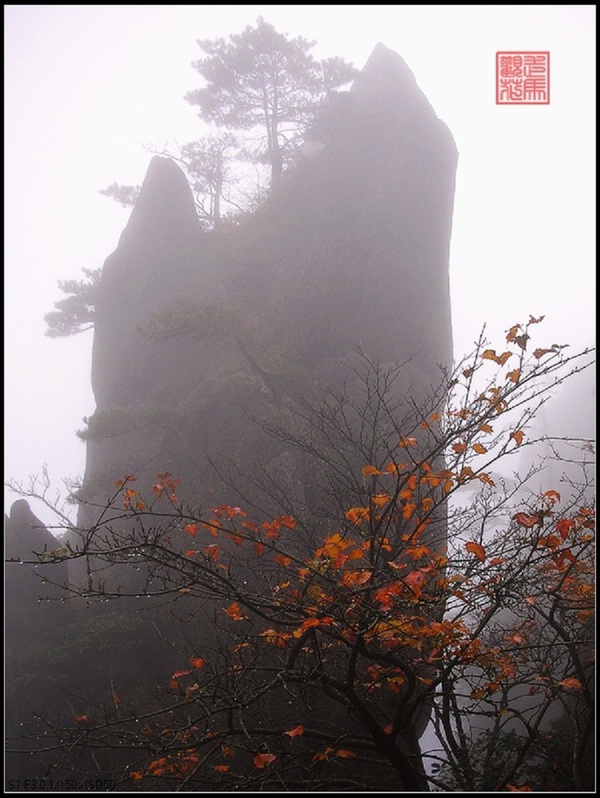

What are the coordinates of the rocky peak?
(5, 499, 62, 559)
(118, 155, 200, 251)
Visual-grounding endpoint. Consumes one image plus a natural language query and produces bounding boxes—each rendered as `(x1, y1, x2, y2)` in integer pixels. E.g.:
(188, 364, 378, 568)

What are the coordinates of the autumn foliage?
(7, 319, 594, 791)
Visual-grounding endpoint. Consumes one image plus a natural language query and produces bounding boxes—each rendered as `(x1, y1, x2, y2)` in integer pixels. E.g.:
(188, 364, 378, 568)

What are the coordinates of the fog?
(4, 5, 595, 525)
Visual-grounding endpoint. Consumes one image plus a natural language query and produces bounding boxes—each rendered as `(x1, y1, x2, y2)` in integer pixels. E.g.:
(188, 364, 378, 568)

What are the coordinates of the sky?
(4, 5, 596, 525)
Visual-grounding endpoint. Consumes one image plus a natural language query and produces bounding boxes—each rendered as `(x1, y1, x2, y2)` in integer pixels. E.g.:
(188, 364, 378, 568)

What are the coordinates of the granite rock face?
(78, 43, 457, 528)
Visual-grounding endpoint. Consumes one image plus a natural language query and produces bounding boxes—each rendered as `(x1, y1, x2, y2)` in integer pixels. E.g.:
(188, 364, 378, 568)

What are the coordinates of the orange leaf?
(214, 504, 247, 519)
(544, 489, 561, 505)
(293, 617, 320, 638)
(482, 349, 512, 365)
(465, 541, 486, 562)
(202, 522, 220, 538)
(557, 677, 582, 690)
(506, 324, 521, 343)
(511, 430, 525, 446)
(223, 602, 247, 621)
(274, 554, 292, 568)
(341, 570, 372, 588)
(336, 749, 357, 759)
(190, 656, 206, 670)
(479, 423, 493, 434)
(506, 368, 521, 383)
(372, 492, 391, 506)
(276, 515, 296, 529)
(260, 629, 291, 647)
(362, 465, 380, 476)
(204, 543, 220, 561)
(253, 542, 265, 556)
(421, 497, 435, 513)
(452, 442, 467, 454)
(398, 437, 417, 448)
(345, 507, 370, 525)
(184, 523, 198, 537)
(254, 753, 276, 769)
(284, 725, 304, 738)
(533, 347, 555, 359)
(472, 443, 487, 454)
(185, 549, 199, 558)
(213, 765, 230, 773)
(374, 581, 403, 609)
(383, 462, 406, 475)
(407, 544, 431, 559)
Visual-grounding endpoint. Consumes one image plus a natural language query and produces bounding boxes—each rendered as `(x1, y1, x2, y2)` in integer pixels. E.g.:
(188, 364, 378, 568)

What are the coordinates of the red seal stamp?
(496, 52, 550, 104)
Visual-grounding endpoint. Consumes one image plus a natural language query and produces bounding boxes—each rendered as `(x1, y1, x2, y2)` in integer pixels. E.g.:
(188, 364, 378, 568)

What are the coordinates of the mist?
(5, 5, 595, 525)
(4, 6, 595, 792)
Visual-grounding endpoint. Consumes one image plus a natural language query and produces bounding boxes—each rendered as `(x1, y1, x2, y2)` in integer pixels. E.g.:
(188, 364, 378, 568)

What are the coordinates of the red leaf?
(184, 523, 198, 537)
(513, 512, 541, 529)
(405, 569, 427, 589)
(556, 518, 575, 540)
(254, 752, 276, 768)
(172, 669, 192, 678)
(284, 725, 304, 738)
(312, 747, 335, 762)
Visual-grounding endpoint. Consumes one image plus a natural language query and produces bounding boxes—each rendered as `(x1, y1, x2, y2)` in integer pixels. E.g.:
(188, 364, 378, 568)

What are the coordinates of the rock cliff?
(77, 43, 457, 529)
